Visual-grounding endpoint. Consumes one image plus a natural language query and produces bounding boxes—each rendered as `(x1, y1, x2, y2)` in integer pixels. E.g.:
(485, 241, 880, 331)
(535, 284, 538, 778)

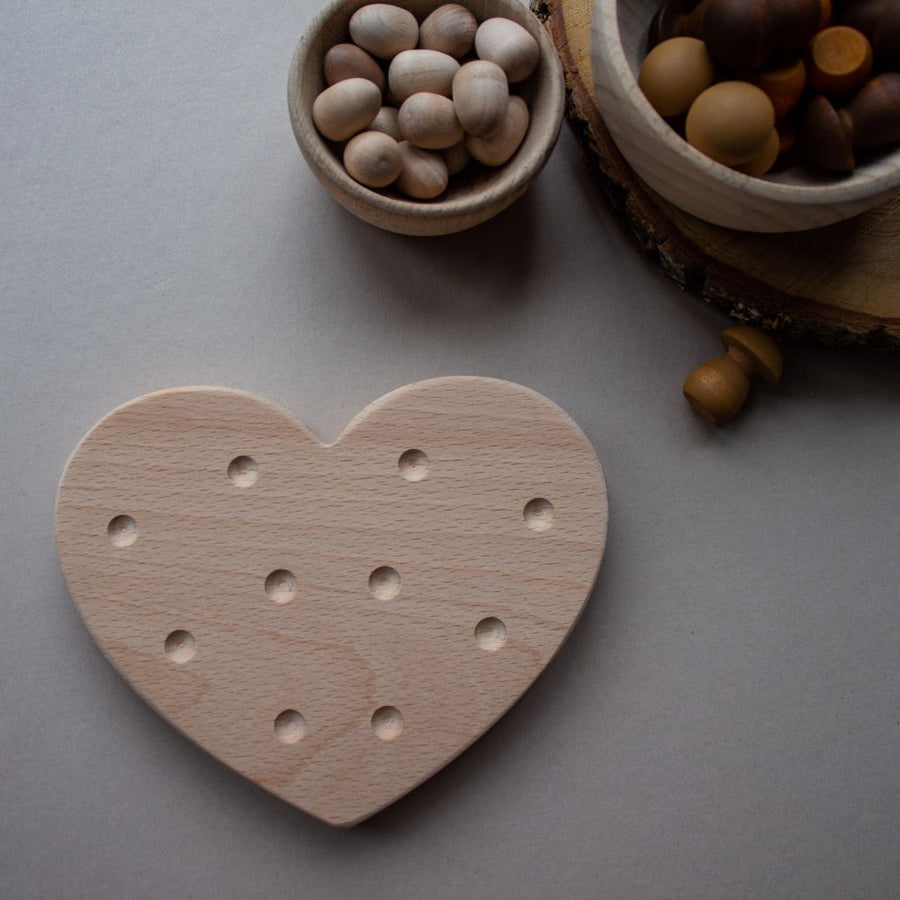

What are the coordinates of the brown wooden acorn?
(840, 70, 900, 144)
(682, 0, 828, 70)
(751, 58, 808, 119)
(843, 0, 900, 70)
(648, 0, 701, 49)
(807, 26, 873, 97)
(683, 326, 783, 424)
(802, 72, 900, 172)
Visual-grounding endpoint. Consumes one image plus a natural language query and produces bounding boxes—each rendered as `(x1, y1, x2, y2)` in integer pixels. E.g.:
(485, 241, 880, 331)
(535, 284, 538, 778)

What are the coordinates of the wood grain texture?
(533, 0, 900, 348)
(288, 0, 566, 236)
(56, 379, 608, 826)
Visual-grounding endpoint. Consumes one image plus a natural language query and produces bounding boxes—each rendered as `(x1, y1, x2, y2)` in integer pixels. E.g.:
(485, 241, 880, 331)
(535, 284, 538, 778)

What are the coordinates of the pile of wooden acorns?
(311, 3, 540, 199)
(639, 0, 900, 175)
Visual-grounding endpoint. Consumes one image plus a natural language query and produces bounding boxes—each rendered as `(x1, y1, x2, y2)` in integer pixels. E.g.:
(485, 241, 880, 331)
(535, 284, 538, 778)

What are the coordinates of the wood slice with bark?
(533, 0, 900, 349)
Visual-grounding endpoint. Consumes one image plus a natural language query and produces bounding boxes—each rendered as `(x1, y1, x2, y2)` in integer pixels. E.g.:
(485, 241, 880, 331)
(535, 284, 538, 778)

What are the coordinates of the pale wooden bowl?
(590, 0, 900, 232)
(289, 0, 565, 235)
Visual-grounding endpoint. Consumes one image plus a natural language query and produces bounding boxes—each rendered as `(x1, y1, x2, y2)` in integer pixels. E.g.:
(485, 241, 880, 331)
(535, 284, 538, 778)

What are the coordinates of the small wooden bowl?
(289, 0, 565, 235)
(590, 0, 900, 232)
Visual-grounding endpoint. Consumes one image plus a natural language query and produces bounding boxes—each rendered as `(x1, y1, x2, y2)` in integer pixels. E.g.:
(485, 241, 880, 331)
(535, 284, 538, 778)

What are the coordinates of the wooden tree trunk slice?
(533, 0, 900, 349)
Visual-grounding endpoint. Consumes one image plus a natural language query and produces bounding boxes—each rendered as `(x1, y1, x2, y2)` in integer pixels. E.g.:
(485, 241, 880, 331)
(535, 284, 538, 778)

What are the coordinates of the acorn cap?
(721, 325, 783, 385)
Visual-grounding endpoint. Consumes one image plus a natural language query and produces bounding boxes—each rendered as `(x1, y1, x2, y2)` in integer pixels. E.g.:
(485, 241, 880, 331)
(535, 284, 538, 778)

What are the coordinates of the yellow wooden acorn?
(683, 325, 783, 423)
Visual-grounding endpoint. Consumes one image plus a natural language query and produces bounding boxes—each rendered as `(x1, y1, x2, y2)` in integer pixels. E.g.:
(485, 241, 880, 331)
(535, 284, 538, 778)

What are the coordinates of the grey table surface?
(2, 2, 898, 898)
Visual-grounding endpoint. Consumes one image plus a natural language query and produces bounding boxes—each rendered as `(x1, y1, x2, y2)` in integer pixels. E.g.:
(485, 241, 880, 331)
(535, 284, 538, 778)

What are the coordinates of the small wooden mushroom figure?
(683, 325, 784, 424)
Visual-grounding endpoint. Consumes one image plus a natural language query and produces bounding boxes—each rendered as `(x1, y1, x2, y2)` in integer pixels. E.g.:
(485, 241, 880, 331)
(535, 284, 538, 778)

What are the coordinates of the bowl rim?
(592, 0, 900, 206)
(288, 0, 566, 222)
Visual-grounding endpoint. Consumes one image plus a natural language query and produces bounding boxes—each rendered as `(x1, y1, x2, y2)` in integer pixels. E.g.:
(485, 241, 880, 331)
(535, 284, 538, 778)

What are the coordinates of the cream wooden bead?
(367, 106, 403, 140)
(398, 92, 464, 149)
(312, 77, 381, 141)
(467, 94, 529, 165)
(388, 49, 460, 102)
(474, 17, 540, 83)
(418, 4, 478, 58)
(452, 60, 509, 137)
(323, 43, 386, 92)
(395, 142, 449, 198)
(348, 3, 418, 60)
(343, 131, 403, 188)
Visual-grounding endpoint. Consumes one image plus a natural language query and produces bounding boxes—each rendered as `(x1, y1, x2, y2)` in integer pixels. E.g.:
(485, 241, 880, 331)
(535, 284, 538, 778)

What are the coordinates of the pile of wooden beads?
(311, 3, 540, 199)
(638, 0, 900, 176)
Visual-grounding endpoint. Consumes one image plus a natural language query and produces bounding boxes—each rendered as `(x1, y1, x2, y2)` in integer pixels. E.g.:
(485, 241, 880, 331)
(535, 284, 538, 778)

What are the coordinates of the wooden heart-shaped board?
(56, 378, 608, 825)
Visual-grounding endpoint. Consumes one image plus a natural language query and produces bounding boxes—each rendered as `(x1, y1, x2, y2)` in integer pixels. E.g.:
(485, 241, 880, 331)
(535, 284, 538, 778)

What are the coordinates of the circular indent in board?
(371, 706, 404, 740)
(164, 629, 197, 663)
(228, 455, 259, 487)
(369, 566, 401, 600)
(474, 617, 507, 651)
(523, 498, 555, 532)
(274, 709, 307, 744)
(265, 569, 297, 604)
(108, 514, 138, 547)
(398, 449, 429, 481)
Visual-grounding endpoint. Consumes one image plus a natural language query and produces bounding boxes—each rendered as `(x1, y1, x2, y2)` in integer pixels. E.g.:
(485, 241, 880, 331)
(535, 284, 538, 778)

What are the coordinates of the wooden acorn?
(807, 26, 873, 97)
(647, 0, 700, 50)
(683, 326, 783, 424)
(802, 72, 900, 172)
(682, 0, 828, 70)
(842, 0, 900, 70)
(750, 58, 808, 119)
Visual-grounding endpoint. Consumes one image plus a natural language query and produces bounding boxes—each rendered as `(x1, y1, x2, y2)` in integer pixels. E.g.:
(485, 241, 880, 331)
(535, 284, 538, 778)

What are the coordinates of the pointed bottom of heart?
(56, 378, 608, 825)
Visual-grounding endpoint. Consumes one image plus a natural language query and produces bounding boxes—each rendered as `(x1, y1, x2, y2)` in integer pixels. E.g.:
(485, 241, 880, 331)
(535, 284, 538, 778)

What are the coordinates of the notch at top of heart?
(56, 377, 609, 826)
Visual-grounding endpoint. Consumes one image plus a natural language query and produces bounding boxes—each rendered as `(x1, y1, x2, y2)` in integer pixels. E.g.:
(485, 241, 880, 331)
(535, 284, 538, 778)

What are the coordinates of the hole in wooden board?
(265, 569, 297, 604)
(398, 449, 429, 481)
(523, 498, 555, 532)
(108, 515, 138, 547)
(228, 455, 259, 487)
(371, 706, 403, 740)
(274, 710, 307, 744)
(164, 630, 197, 663)
(369, 566, 401, 600)
(475, 617, 507, 651)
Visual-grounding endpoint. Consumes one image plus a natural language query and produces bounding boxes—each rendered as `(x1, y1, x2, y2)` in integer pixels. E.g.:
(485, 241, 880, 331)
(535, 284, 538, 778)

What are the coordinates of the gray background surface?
(2, 2, 898, 898)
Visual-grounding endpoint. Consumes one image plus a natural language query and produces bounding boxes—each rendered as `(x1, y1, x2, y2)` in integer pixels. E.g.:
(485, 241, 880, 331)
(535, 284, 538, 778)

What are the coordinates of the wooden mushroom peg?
(683, 326, 783, 424)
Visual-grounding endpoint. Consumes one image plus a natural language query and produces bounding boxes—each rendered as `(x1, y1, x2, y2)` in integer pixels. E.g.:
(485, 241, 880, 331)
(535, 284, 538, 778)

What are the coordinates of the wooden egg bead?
(343, 131, 403, 187)
(734, 128, 780, 175)
(348, 4, 419, 60)
(638, 37, 715, 118)
(395, 142, 449, 198)
(368, 105, 403, 140)
(323, 43, 386, 92)
(808, 26, 873, 97)
(441, 139, 470, 174)
(801, 94, 855, 172)
(838, 71, 900, 146)
(388, 49, 460, 102)
(474, 18, 540, 84)
(452, 60, 510, 137)
(750, 58, 807, 120)
(467, 95, 529, 165)
(685, 82, 775, 166)
(682, 325, 783, 425)
(418, 4, 478, 58)
(312, 77, 381, 141)
(398, 92, 464, 149)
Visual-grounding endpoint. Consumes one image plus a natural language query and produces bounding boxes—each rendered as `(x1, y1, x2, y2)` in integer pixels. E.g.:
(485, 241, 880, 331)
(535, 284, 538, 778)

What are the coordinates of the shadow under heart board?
(55, 379, 608, 826)
(534, 0, 900, 349)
